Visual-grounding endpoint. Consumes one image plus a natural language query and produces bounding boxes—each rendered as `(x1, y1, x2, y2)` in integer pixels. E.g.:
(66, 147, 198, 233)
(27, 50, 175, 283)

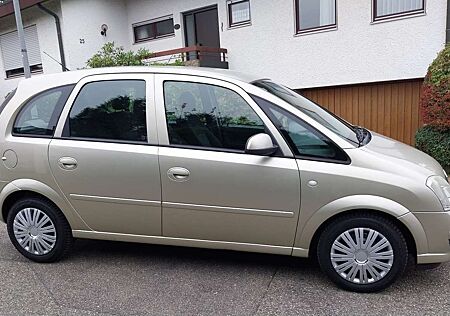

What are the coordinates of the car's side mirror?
(245, 133, 279, 156)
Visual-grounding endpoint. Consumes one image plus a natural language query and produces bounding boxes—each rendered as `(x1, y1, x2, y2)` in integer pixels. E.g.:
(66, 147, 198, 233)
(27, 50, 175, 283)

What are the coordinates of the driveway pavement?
(0, 224, 449, 316)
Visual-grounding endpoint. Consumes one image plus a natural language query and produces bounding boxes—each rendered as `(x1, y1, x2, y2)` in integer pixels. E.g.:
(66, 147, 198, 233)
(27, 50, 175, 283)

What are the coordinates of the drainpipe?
(37, 3, 68, 72)
(447, 0, 450, 43)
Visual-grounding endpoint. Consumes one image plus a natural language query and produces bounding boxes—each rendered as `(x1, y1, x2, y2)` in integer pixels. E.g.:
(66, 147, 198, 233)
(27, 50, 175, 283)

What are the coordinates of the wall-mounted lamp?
(100, 24, 108, 36)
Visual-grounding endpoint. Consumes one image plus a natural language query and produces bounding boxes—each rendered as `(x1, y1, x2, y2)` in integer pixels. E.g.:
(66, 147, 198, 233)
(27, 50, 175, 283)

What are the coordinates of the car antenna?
(43, 51, 71, 71)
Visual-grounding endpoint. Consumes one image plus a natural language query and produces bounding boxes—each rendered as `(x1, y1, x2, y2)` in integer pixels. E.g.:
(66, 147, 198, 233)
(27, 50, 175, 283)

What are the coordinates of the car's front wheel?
(317, 213, 408, 292)
(6, 197, 73, 263)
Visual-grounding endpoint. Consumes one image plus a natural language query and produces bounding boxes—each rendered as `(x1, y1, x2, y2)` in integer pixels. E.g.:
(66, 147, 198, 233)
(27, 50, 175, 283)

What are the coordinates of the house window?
(228, 0, 251, 27)
(373, 0, 425, 21)
(133, 16, 174, 43)
(295, 0, 337, 34)
(0, 25, 43, 79)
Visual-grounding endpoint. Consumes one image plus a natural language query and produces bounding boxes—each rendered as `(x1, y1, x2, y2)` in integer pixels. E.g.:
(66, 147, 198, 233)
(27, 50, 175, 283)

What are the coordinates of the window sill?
(228, 21, 252, 30)
(294, 25, 337, 37)
(4, 70, 43, 80)
(133, 34, 175, 45)
(371, 11, 425, 24)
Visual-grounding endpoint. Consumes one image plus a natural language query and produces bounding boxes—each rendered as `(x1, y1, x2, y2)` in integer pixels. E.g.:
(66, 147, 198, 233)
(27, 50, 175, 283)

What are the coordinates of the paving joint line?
(253, 266, 279, 316)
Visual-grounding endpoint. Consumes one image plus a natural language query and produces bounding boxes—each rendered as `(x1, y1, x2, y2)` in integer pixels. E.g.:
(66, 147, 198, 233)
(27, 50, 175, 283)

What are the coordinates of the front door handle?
(167, 167, 190, 182)
(58, 157, 78, 170)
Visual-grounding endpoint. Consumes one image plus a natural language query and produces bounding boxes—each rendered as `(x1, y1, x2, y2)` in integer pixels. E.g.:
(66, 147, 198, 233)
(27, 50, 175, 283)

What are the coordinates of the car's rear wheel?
(317, 213, 408, 292)
(6, 197, 73, 263)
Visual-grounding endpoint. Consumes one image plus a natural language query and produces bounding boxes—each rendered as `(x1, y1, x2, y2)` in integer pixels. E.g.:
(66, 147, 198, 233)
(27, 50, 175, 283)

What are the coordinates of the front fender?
(0, 179, 90, 230)
(293, 195, 428, 256)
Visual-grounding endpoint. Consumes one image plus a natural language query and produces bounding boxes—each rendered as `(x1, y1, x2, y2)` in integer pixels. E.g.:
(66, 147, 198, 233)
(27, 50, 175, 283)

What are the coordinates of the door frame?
(182, 4, 221, 49)
(53, 73, 158, 144)
(154, 73, 292, 156)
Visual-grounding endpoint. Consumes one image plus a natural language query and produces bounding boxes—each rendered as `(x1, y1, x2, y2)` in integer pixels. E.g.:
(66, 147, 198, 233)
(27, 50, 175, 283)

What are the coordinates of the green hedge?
(416, 126, 450, 173)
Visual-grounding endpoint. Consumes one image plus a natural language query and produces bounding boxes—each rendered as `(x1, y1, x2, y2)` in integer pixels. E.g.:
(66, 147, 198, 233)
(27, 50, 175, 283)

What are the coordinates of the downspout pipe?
(37, 3, 68, 71)
(447, 0, 450, 43)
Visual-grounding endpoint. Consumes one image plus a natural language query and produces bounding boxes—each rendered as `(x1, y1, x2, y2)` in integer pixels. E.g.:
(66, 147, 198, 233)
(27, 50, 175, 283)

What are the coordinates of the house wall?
(0, 0, 447, 101)
(0, 0, 61, 99)
(60, 0, 129, 70)
(124, 0, 447, 89)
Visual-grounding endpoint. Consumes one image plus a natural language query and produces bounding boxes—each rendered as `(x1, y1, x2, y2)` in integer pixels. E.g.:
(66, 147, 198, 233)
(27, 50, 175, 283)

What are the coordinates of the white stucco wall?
(125, 0, 447, 89)
(60, 0, 129, 70)
(221, 0, 447, 88)
(0, 0, 62, 99)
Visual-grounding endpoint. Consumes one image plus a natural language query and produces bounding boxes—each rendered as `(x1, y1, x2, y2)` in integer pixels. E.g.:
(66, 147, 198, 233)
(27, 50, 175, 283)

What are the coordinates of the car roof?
(19, 66, 262, 91)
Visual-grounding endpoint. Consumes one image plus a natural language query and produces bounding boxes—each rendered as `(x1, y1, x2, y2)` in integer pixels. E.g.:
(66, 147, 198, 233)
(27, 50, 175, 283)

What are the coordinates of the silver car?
(0, 67, 449, 292)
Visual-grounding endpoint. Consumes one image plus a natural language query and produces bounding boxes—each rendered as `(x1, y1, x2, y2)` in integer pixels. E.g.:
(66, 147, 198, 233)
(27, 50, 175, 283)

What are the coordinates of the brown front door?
(184, 6, 220, 62)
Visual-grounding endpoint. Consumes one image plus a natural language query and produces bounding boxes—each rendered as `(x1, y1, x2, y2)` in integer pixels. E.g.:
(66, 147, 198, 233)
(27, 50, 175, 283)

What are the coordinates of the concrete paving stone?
(255, 259, 450, 316)
(30, 238, 281, 316)
(0, 260, 59, 316)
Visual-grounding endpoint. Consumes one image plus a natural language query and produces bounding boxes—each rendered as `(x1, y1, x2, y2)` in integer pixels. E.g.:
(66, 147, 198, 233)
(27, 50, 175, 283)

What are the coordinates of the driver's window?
(164, 81, 265, 151)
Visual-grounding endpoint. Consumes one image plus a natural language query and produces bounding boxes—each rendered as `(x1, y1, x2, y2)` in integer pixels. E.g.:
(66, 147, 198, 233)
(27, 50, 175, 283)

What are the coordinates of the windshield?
(252, 80, 359, 146)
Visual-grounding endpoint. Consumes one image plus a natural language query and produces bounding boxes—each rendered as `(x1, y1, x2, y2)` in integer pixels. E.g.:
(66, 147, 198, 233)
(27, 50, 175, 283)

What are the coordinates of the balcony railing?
(144, 45, 228, 69)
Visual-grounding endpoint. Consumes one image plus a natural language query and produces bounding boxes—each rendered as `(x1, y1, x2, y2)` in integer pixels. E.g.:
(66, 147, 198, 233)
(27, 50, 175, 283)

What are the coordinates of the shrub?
(420, 45, 450, 129)
(86, 42, 151, 68)
(416, 126, 450, 172)
(416, 45, 450, 172)
(86, 42, 184, 68)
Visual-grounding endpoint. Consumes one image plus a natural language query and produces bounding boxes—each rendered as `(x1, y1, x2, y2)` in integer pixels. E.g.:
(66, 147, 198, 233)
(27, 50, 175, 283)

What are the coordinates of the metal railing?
(143, 45, 228, 68)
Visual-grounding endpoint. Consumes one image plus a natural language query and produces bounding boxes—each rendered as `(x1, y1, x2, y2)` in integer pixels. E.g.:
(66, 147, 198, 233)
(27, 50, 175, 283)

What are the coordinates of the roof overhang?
(0, 0, 47, 19)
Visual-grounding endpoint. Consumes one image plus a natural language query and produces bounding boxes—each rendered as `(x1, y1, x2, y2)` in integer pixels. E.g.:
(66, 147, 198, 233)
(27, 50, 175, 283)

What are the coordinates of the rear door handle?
(167, 167, 190, 182)
(58, 157, 78, 170)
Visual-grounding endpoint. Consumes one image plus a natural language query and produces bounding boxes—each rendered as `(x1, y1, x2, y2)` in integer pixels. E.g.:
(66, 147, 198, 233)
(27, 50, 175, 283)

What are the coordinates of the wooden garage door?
(299, 79, 423, 145)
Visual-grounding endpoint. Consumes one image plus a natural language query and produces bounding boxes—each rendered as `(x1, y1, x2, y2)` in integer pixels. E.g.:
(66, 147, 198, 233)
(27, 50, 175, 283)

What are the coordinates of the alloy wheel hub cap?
(330, 228, 394, 284)
(13, 208, 57, 256)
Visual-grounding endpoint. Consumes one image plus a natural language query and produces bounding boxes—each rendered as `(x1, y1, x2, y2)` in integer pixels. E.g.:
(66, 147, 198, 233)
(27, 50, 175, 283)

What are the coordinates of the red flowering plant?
(416, 45, 450, 173)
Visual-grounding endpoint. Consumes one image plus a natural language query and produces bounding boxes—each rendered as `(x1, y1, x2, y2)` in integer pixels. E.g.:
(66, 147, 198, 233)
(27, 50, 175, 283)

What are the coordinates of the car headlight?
(426, 176, 450, 211)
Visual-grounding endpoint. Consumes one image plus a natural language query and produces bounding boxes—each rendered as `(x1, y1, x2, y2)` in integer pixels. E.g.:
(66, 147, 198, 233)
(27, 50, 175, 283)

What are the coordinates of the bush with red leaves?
(420, 45, 450, 130)
(417, 45, 450, 172)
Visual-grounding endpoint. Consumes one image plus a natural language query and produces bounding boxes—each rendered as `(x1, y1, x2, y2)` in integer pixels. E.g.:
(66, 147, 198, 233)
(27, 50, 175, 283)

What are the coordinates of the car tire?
(317, 213, 408, 292)
(6, 197, 73, 263)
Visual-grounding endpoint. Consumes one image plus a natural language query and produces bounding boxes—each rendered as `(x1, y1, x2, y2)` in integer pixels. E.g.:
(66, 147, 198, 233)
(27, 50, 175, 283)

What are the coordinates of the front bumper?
(413, 211, 450, 265)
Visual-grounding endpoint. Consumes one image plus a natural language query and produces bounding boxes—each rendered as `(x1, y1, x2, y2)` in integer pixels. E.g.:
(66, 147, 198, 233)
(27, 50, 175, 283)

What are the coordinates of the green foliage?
(86, 42, 151, 68)
(426, 44, 450, 87)
(417, 45, 450, 169)
(87, 42, 185, 68)
(416, 126, 450, 172)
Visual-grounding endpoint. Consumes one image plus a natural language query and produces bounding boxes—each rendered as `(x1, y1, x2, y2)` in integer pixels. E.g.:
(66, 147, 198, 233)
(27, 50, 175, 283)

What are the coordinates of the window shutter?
(0, 25, 42, 71)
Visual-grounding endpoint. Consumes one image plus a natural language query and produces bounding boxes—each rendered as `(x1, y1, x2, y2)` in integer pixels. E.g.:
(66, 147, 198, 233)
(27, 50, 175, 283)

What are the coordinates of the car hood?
(360, 132, 446, 178)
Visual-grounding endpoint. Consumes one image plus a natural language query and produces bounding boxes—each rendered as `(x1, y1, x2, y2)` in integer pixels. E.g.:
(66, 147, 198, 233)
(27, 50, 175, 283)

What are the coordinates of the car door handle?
(58, 157, 78, 170)
(167, 167, 190, 182)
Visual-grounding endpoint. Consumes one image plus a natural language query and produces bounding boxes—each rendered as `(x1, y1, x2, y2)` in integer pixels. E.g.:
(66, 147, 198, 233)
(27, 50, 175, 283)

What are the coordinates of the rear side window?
(65, 80, 147, 143)
(13, 85, 74, 137)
